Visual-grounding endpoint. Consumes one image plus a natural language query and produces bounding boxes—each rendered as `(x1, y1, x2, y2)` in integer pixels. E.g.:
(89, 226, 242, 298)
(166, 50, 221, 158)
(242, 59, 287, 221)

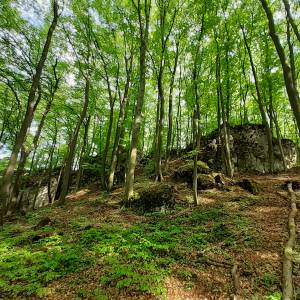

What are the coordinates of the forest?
(0, 0, 300, 299)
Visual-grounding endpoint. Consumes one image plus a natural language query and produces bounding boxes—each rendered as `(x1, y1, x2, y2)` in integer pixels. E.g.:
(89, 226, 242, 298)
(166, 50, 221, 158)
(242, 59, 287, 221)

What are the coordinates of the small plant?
(256, 273, 279, 288)
(264, 291, 282, 300)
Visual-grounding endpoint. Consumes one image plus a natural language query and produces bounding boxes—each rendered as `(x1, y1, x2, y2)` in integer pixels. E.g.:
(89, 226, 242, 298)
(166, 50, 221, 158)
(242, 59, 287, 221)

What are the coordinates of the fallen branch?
(282, 183, 299, 300)
(231, 262, 241, 300)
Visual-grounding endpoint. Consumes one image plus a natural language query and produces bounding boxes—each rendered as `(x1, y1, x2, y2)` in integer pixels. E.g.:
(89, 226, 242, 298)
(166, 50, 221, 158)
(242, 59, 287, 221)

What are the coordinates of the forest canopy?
(0, 0, 299, 204)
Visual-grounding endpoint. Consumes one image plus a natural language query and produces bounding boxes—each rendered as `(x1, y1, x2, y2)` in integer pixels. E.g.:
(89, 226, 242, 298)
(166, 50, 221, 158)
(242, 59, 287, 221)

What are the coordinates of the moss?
(175, 160, 210, 182)
(130, 182, 175, 213)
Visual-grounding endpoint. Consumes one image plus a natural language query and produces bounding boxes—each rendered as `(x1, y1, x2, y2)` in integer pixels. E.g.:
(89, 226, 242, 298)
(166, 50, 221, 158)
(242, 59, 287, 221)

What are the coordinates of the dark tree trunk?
(260, 0, 300, 133)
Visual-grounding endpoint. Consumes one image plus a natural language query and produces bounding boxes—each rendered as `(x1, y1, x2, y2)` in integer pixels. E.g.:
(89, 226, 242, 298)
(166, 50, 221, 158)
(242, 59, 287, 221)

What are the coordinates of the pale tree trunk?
(101, 104, 114, 188)
(265, 38, 287, 171)
(260, 0, 300, 133)
(0, 1, 59, 222)
(192, 103, 201, 206)
(75, 115, 90, 191)
(216, 51, 234, 178)
(154, 2, 177, 182)
(176, 66, 182, 154)
(13, 92, 53, 202)
(192, 15, 205, 204)
(165, 40, 179, 167)
(242, 26, 274, 173)
(124, 0, 151, 205)
(47, 120, 58, 204)
(108, 52, 133, 191)
(58, 77, 90, 204)
(273, 109, 287, 170)
(214, 28, 233, 177)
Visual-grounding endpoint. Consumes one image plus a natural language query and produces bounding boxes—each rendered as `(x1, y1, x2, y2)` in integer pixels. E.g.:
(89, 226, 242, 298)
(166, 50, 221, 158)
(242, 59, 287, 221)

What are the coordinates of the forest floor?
(1, 166, 300, 300)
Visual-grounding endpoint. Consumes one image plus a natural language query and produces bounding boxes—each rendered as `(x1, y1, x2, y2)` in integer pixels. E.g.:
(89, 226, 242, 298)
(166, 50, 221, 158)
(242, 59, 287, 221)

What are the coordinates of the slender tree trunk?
(108, 54, 133, 191)
(155, 66, 164, 182)
(15, 94, 53, 195)
(165, 41, 179, 166)
(75, 115, 90, 191)
(282, 0, 300, 43)
(216, 52, 234, 178)
(260, 0, 300, 133)
(124, 0, 151, 204)
(273, 109, 287, 171)
(242, 26, 274, 173)
(286, 21, 297, 90)
(58, 77, 90, 204)
(101, 104, 114, 188)
(47, 121, 58, 203)
(192, 103, 201, 205)
(0, 1, 59, 222)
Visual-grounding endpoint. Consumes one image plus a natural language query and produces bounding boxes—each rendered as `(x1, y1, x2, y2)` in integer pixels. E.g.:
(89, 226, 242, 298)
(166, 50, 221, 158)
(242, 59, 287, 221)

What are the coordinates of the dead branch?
(231, 262, 241, 300)
(282, 183, 299, 300)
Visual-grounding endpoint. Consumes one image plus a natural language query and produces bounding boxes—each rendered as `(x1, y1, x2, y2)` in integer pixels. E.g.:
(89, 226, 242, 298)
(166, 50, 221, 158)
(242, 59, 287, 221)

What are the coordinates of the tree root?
(192, 255, 245, 299)
(282, 183, 299, 300)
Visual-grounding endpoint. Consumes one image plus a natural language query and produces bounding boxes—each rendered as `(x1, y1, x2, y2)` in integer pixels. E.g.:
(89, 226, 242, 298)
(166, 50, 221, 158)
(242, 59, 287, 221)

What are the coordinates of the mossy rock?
(197, 174, 215, 190)
(174, 160, 210, 182)
(238, 178, 259, 195)
(131, 182, 175, 213)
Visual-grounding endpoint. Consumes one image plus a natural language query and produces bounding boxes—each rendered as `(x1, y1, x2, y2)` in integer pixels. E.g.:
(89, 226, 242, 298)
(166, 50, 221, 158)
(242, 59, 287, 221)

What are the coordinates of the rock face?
(6, 177, 58, 215)
(203, 124, 297, 173)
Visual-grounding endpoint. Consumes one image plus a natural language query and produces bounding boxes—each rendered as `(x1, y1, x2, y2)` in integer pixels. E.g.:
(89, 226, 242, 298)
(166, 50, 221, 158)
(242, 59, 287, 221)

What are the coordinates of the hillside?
(1, 166, 300, 300)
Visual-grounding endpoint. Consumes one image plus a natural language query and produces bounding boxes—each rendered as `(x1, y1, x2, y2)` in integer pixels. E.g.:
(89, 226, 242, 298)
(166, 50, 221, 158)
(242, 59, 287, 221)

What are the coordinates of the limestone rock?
(202, 124, 297, 173)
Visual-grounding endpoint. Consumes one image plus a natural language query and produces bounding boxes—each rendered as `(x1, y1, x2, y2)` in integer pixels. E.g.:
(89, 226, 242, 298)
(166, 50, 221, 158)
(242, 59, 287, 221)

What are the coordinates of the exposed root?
(282, 183, 299, 300)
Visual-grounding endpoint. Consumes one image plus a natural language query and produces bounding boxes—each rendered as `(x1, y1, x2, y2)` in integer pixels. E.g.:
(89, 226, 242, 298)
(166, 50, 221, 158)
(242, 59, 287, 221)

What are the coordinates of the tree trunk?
(58, 77, 90, 204)
(0, 1, 59, 222)
(192, 104, 201, 206)
(165, 41, 179, 167)
(282, 183, 298, 299)
(176, 67, 182, 154)
(124, 0, 151, 205)
(242, 26, 274, 173)
(282, 0, 300, 43)
(273, 109, 287, 171)
(75, 115, 90, 191)
(14, 93, 53, 202)
(101, 104, 114, 188)
(108, 53, 133, 191)
(216, 52, 234, 178)
(260, 0, 300, 133)
(155, 66, 164, 182)
(47, 121, 58, 204)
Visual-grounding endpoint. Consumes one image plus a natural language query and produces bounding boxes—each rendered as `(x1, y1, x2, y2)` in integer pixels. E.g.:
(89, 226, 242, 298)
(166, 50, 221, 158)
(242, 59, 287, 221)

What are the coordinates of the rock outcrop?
(203, 124, 297, 173)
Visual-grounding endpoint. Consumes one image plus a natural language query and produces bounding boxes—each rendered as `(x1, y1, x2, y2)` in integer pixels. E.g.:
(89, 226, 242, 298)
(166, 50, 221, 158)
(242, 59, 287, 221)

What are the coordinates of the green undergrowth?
(0, 203, 255, 298)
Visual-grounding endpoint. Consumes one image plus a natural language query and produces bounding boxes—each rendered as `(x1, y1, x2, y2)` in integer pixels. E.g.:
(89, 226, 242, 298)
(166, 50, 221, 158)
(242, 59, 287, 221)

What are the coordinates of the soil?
(25, 168, 299, 300)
